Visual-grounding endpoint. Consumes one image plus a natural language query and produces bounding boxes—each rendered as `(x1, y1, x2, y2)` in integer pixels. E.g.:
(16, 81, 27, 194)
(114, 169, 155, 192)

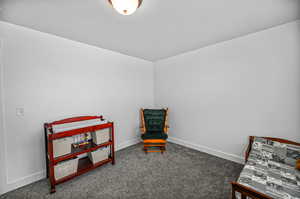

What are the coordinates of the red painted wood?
(111, 122, 115, 165)
(53, 141, 112, 164)
(46, 116, 102, 128)
(47, 138, 56, 193)
(45, 116, 115, 193)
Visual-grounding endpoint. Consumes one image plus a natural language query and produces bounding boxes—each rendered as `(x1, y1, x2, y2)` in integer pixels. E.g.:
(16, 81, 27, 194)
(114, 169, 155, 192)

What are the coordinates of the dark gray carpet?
(0, 143, 243, 199)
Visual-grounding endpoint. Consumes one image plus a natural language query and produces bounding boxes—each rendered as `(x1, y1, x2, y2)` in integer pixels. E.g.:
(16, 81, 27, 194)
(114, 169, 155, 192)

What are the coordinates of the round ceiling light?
(108, 0, 143, 15)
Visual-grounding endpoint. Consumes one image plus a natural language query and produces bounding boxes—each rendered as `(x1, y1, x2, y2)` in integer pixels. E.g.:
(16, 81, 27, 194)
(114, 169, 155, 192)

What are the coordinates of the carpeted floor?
(0, 143, 243, 199)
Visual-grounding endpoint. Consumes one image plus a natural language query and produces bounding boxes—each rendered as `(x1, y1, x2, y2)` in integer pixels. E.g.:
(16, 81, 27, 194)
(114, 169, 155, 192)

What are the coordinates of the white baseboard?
(168, 136, 244, 165)
(1, 138, 140, 195)
(116, 138, 140, 151)
(4, 170, 46, 194)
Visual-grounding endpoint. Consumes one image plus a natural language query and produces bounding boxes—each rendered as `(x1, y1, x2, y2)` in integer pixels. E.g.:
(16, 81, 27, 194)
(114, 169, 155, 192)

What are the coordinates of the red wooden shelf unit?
(44, 116, 115, 193)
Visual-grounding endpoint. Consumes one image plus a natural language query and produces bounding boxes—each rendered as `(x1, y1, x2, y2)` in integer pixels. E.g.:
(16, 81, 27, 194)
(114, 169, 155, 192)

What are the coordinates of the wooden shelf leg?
(49, 175, 56, 194)
(112, 158, 115, 165)
(48, 138, 56, 194)
(50, 185, 56, 194)
(111, 123, 115, 165)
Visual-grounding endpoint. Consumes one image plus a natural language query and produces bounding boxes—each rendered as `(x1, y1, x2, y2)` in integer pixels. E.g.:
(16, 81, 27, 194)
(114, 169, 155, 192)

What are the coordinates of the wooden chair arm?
(163, 125, 169, 134)
(245, 136, 255, 162)
(296, 159, 300, 170)
(140, 127, 146, 134)
(163, 108, 169, 133)
(140, 108, 146, 134)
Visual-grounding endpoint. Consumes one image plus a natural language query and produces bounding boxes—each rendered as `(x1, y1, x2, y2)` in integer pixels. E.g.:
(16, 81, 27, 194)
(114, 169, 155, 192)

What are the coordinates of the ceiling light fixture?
(108, 0, 143, 15)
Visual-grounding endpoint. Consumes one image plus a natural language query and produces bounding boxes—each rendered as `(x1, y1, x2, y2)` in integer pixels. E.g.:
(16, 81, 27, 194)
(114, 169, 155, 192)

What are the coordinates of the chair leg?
(143, 146, 148, 154)
(143, 142, 167, 154)
(161, 145, 167, 154)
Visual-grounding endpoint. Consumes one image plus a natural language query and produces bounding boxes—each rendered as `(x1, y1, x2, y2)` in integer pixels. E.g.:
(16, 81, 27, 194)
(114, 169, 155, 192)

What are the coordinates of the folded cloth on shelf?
(52, 119, 106, 133)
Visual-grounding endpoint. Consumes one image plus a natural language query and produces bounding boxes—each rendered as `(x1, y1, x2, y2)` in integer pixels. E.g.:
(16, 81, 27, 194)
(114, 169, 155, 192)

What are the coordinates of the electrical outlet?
(16, 108, 24, 116)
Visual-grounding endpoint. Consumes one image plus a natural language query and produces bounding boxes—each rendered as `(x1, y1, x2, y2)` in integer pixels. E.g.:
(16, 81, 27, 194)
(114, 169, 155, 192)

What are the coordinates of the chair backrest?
(143, 109, 166, 132)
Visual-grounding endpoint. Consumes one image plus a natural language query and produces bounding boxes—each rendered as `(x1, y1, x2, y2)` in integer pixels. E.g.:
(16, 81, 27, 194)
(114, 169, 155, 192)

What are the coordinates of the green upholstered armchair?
(140, 108, 169, 153)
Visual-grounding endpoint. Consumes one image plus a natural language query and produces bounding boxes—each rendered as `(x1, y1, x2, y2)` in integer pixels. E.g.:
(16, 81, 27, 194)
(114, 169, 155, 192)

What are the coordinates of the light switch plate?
(16, 108, 24, 116)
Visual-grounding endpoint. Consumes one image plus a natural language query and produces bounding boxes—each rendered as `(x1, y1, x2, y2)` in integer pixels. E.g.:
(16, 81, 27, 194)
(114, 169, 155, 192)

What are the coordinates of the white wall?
(0, 39, 7, 194)
(1, 19, 300, 194)
(0, 21, 154, 193)
(154, 20, 300, 164)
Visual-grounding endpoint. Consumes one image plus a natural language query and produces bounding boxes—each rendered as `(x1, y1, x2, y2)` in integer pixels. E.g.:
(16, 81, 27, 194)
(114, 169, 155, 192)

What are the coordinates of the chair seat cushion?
(141, 131, 168, 140)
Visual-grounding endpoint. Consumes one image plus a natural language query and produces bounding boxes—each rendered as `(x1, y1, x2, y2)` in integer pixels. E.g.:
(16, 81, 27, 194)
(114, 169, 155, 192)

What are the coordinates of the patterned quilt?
(237, 137, 300, 199)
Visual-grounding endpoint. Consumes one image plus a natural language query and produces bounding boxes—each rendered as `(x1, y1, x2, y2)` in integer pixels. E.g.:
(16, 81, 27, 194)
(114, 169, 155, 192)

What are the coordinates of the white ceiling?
(0, 0, 299, 61)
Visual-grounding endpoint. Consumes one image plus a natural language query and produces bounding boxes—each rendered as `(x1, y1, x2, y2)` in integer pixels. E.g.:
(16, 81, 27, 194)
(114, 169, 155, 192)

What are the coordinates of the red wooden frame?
(44, 116, 115, 193)
(231, 136, 300, 199)
(45, 116, 102, 127)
